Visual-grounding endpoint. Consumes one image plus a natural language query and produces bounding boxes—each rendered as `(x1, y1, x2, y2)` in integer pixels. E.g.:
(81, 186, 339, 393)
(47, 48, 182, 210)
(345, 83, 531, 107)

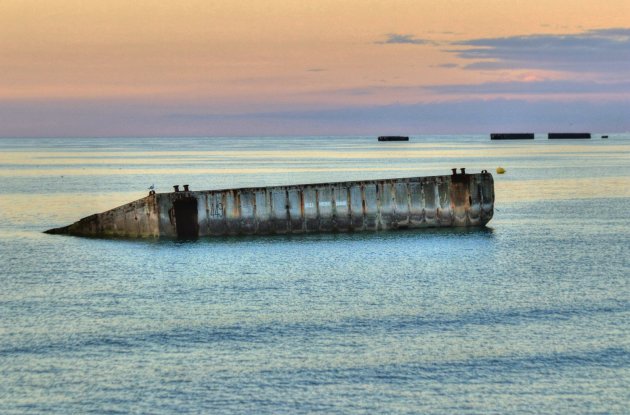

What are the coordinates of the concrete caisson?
(45, 170, 494, 239)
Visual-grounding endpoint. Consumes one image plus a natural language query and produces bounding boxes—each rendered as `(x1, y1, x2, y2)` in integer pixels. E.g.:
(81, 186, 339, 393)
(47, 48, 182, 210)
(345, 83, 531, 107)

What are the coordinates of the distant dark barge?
(378, 136, 409, 141)
(45, 169, 494, 239)
(491, 133, 534, 140)
(548, 133, 591, 139)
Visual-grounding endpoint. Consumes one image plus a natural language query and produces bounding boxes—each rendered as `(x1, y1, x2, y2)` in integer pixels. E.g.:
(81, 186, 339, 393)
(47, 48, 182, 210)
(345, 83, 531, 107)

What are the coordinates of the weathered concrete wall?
(46, 194, 160, 238)
(46, 170, 494, 239)
(158, 170, 494, 238)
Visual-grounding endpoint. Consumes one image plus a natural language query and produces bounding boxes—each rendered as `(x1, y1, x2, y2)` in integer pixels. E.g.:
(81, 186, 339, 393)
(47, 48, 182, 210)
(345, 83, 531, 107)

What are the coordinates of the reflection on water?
(496, 176, 630, 202)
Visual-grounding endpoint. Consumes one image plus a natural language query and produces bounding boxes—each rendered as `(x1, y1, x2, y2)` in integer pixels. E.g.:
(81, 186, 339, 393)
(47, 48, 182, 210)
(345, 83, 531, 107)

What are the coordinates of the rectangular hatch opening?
(173, 197, 199, 239)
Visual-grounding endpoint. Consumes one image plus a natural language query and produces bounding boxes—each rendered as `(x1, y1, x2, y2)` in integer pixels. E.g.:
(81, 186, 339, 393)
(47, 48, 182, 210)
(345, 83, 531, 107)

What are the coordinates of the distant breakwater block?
(45, 170, 495, 239)
(378, 136, 409, 141)
(548, 133, 591, 139)
(491, 133, 534, 140)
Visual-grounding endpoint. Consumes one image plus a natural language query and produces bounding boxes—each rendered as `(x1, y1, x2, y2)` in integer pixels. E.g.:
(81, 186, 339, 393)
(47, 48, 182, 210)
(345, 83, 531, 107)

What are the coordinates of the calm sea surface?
(1, 135, 629, 414)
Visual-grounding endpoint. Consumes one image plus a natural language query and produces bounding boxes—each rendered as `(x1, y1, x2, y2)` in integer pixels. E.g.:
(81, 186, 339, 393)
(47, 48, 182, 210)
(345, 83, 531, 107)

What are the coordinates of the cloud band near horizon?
(2, 98, 628, 137)
(450, 28, 630, 74)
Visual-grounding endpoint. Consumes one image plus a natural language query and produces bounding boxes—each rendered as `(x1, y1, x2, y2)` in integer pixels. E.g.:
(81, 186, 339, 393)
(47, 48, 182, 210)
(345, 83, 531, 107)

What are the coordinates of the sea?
(0, 135, 628, 414)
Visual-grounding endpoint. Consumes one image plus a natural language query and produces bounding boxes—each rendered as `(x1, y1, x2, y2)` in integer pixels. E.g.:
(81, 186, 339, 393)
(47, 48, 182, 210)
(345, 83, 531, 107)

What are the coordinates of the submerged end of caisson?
(44, 225, 71, 235)
(43, 195, 161, 238)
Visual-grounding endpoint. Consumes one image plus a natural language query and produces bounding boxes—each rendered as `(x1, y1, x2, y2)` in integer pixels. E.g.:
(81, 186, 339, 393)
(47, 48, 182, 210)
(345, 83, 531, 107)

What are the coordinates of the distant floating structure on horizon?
(602, 135, 609, 139)
(378, 136, 409, 141)
(490, 133, 534, 140)
(548, 133, 591, 139)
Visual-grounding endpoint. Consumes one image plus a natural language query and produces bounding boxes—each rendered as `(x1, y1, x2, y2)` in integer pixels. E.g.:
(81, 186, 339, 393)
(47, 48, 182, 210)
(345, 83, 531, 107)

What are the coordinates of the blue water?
(1, 136, 629, 414)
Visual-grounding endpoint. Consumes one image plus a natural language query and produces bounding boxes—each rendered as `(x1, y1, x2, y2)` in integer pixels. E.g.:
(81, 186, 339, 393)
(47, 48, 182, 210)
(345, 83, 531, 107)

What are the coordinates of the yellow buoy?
(496, 167, 506, 174)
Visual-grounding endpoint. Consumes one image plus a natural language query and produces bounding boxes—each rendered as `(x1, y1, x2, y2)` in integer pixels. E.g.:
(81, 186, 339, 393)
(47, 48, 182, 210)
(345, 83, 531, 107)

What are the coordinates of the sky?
(1, 0, 630, 137)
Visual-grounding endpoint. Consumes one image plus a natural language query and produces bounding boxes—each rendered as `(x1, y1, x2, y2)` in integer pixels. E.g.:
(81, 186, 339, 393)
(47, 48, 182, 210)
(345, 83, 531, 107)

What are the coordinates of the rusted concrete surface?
(46, 169, 494, 239)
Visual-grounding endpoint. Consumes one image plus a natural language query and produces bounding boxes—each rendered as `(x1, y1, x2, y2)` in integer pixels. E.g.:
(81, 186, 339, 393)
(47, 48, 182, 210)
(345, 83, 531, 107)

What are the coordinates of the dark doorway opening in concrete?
(174, 197, 199, 239)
